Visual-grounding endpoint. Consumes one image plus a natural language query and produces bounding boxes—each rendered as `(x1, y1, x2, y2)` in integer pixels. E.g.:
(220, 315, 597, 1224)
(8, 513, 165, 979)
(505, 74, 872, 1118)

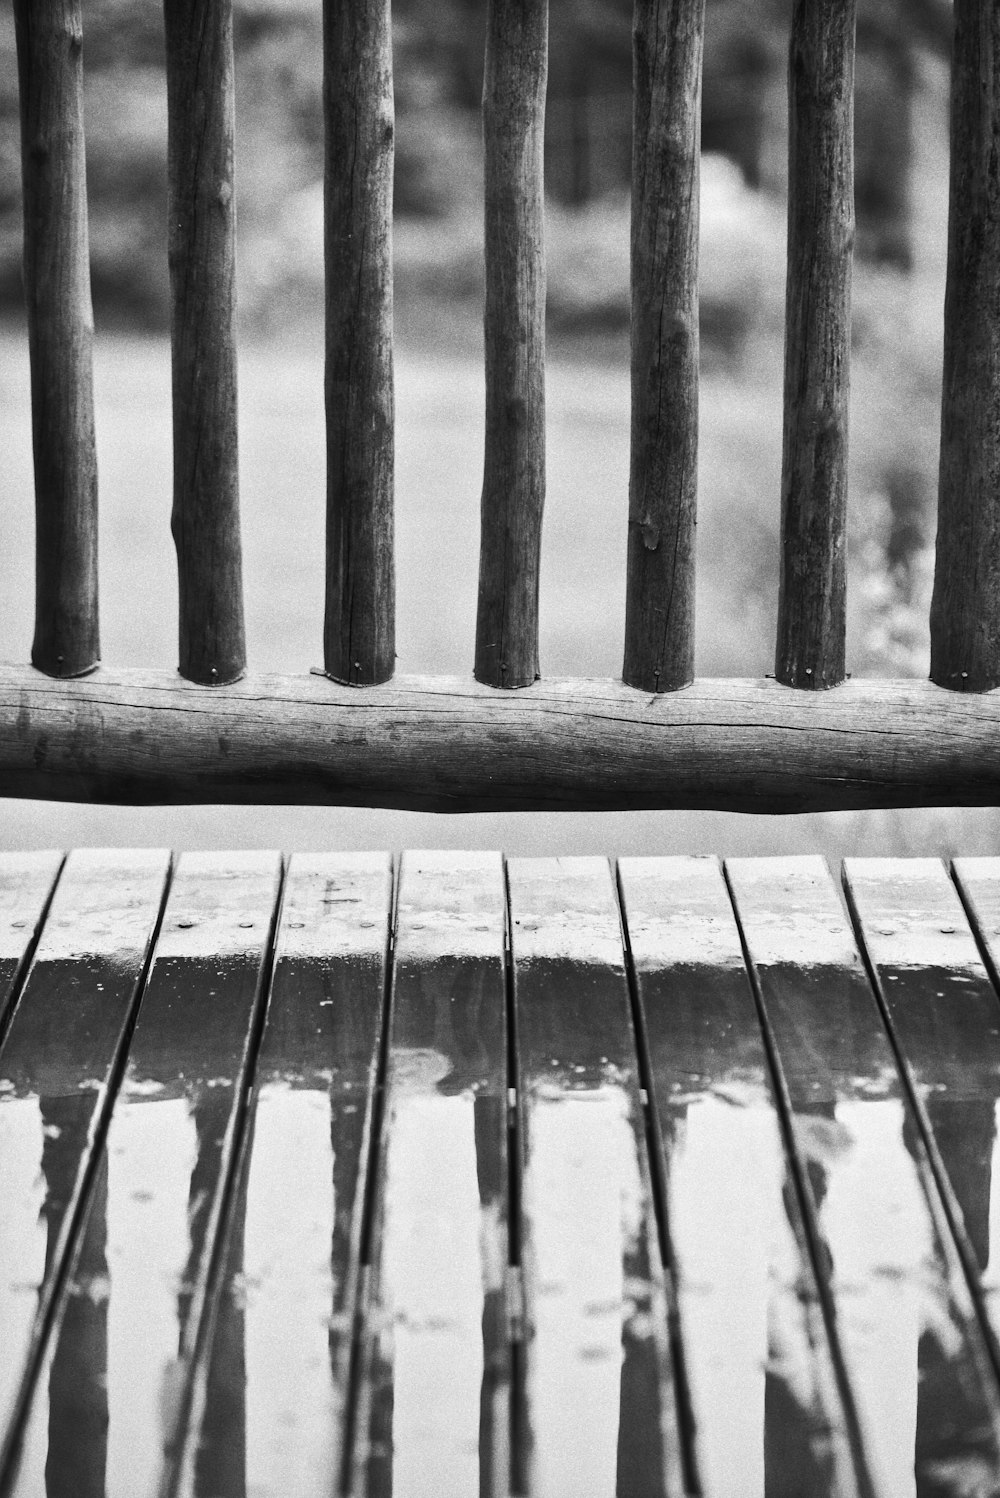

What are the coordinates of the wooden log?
(623, 0, 704, 694)
(6, 668, 1000, 813)
(14, 0, 99, 679)
(776, 0, 856, 690)
(931, 0, 1000, 692)
(323, 0, 395, 687)
(164, 0, 245, 686)
(475, 0, 548, 690)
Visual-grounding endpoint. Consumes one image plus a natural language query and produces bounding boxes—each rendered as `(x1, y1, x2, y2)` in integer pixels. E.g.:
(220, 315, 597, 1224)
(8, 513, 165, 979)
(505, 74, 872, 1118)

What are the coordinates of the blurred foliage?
(0, 0, 952, 324)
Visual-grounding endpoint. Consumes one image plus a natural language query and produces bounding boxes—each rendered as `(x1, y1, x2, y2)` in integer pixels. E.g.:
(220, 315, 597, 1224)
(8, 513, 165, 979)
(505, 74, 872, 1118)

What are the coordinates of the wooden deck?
(3, 851, 1000, 1497)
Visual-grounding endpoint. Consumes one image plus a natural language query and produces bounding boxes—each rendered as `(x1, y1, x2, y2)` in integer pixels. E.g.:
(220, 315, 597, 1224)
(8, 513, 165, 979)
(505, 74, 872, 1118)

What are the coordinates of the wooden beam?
(163, 0, 245, 686)
(323, 0, 395, 687)
(476, 0, 548, 690)
(776, 0, 856, 690)
(14, 0, 99, 679)
(625, 0, 704, 694)
(2, 669, 1000, 813)
(931, 0, 1000, 691)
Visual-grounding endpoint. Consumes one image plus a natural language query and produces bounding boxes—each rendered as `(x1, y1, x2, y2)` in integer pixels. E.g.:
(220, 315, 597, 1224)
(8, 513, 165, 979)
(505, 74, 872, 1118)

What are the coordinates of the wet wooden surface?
(618, 856, 859, 1498)
(728, 856, 1000, 1498)
(5, 852, 1000, 1496)
(507, 856, 682, 1498)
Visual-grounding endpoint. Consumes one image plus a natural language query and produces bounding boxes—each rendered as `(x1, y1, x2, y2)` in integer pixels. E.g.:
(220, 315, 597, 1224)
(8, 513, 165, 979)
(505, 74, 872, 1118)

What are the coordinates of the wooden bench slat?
(845, 857, 1000, 1366)
(507, 856, 684, 1498)
(0, 851, 64, 1035)
(3, 852, 281, 1497)
(347, 851, 509, 1495)
(177, 851, 392, 1496)
(0, 849, 170, 1483)
(618, 856, 861, 1498)
(728, 856, 1000, 1494)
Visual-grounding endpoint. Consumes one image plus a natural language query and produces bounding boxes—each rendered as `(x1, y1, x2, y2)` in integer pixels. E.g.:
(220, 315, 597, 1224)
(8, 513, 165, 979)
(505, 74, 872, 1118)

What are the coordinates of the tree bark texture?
(931, 0, 1000, 692)
(164, 0, 245, 686)
(5, 669, 1000, 815)
(624, 0, 704, 693)
(15, 0, 99, 679)
(776, 0, 856, 690)
(475, 0, 548, 689)
(324, 0, 396, 687)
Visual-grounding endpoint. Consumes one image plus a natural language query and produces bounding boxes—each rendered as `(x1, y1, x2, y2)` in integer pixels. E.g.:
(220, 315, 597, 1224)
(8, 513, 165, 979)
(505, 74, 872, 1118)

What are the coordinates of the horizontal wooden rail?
(2, 669, 1000, 814)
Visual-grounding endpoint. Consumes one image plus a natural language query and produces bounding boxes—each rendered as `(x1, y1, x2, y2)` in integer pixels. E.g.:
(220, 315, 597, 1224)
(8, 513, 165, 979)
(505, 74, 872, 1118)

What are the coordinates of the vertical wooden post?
(775, 0, 856, 690)
(623, 0, 704, 694)
(931, 0, 1000, 692)
(164, 0, 245, 686)
(324, 0, 396, 688)
(475, 0, 548, 690)
(15, 0, 99, 679)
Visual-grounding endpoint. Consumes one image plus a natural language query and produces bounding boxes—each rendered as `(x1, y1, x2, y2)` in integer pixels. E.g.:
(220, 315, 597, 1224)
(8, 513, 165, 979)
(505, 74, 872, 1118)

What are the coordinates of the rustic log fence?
(6, 0, 1000, 813)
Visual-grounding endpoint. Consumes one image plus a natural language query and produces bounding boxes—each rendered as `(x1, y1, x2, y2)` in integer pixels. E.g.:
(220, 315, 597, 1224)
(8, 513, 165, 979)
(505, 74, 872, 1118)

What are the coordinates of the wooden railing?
(5, 0, 1000, 814)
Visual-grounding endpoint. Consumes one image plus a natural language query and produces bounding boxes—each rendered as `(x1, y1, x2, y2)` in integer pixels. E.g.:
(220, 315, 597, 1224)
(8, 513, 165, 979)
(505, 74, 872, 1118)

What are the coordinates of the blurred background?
(2, 0, 993, 859)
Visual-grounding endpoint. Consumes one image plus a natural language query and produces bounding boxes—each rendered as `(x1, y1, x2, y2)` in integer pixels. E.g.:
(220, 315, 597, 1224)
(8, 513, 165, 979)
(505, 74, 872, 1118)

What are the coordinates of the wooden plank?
(475, 0, 547, 689)
(0, 849, 170, 1481)
(624, 0, 703, 694)
(323, 0, 395, 687)
(775, 0, 856, 689)
(846, 857, 1000, 1364)
(349, 851, 510, 1497)
(2, 851, 281, 1498)
(11, 670, 1000, 814)
(727, 856, 1000, 1495)
(176, 852, 392, 1498)
(931, 0, 1000, 691)
(508, 856, 683, 1498)
(618, 856, 864, 1498)
(163, 0, 245, 685)
(0, 852, 63, 1036)
(14, 0, 99, 678)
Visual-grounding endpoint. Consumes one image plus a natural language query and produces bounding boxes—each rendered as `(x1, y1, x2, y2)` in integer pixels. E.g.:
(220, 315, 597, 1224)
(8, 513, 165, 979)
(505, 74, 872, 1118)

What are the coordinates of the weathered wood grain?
(624, 0, 704, 693)
(5, 669, 1000, 812)
(776, 0, 856, 690)
(14, 0, 99, 679)
(475, 0, 548, 689)
(324, 0, 395, 687)
(931, 0, 1000, 691)
(163, 0, 245, 686)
